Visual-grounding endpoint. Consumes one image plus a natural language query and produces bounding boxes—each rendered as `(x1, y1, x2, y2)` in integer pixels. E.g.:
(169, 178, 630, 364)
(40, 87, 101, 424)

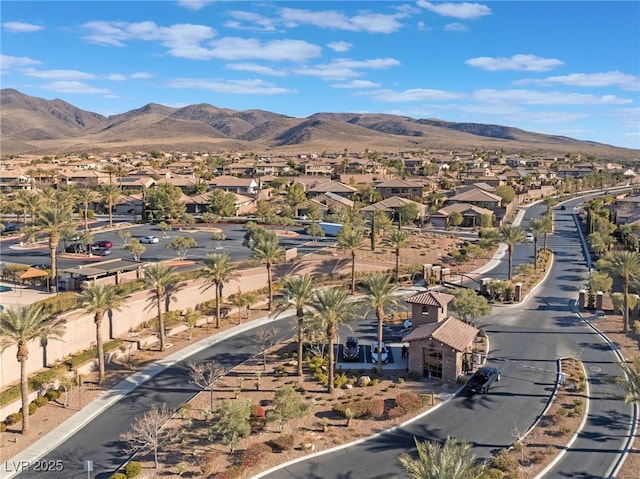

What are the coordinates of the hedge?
(123, 461, 142, 478)
(63, 339, 124, 370)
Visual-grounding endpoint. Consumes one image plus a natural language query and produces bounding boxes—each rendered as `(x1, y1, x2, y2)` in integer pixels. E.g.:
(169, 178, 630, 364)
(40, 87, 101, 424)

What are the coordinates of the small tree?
(266, 385, 311, 432)
(123, 238, 145, 261)
(183, 307, 201, 340)
(120, 404, 175, 469)
(251, 327, 280, 370)
(207, 399, 251, 453)
(189, 360, 227, 410)
(449, 288, 492, 326)
(116, 229, 132, 246)
(157, 221, 172, 238)
(167, 236, 197, 259)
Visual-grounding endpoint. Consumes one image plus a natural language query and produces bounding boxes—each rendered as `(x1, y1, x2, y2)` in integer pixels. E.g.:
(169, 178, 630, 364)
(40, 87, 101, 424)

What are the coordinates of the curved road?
(11, 199, 632, 479)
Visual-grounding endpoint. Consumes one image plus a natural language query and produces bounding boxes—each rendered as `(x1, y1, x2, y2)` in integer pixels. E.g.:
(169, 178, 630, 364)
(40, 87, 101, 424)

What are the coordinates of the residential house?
(428, 203, 494, 228)
(375, 178, 427, 201)
(209, 176, 258, 196)
(360, 196, 427, 223)
(307, 180, 356, 199)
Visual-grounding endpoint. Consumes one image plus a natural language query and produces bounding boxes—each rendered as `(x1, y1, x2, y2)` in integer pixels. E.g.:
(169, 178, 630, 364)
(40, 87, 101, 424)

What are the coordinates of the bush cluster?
(491, 449, 520, 475)
(240, 442, 271, 468)
(63, 339, 124, 370)
(270, 434, 295, 452)
(332, 398, 385, 419)
(108, 474, 127, 479)
(395, 392, 430, 414)
(123, 461, 142, 477)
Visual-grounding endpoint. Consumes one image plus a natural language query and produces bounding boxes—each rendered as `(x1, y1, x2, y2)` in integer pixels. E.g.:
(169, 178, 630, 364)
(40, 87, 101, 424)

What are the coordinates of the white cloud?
(168, 78, 294, 95)
(224, 10, 277, 32)
(417, 1, 491, 19)
(177, 0, 215, 11)
(2, 21, 43, 33)
(1, 54, 40, 71)
(366, 88, 466, 102)
(225, 63, 288, 76)
(516, 71, 640, 91)
(444, 22, 467, 32)
(81, 21, 217, 60)
(295, 57, 400, 80)
(327, 41, 352, 53)
(331, 80, 381, 89)
(473, 89, 632, 105)
(279, 8, 405, 34)
(22, 68, 97, 81)
(107, 74, 126, 81)
(209, 37, 321, 62)
(466, 54, 564, 72)
(40, 81, 111, 94)
(131, 72, 154, 79)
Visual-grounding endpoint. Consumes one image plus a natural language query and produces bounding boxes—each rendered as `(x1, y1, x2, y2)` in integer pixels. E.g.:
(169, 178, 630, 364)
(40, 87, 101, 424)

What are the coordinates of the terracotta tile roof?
(448, 188, 502, 203)
(405, 291, 454, 307)
(403, 317, 479, 352)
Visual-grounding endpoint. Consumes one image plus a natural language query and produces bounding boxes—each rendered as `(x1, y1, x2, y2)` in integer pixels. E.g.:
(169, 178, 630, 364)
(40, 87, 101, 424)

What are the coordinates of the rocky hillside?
(1, 88, 637, 159)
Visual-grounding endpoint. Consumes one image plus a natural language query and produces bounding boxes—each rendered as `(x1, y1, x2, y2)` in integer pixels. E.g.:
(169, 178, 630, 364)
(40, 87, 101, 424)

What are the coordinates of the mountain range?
(1, 88, 638, 159)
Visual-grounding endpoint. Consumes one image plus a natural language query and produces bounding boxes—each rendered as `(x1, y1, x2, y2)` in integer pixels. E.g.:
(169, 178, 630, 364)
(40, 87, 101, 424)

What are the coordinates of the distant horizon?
(2, 2, 638, 150)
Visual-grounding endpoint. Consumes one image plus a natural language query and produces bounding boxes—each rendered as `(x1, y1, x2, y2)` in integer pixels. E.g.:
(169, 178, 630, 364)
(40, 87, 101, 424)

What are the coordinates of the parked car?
(65, 243, 86, 253)
(525, 232, 534, 243)
(30, 264, 50, 270)
(95, 240, 113, 248)
(342, 336, 360, 361)
(560, 205, 567, 210)
(371, 341, 389, 364)
(3, 223, 21, 232)
(465, 366, 501, 394)
(92, 247, 112, 256)
(140, 236, 159, 244)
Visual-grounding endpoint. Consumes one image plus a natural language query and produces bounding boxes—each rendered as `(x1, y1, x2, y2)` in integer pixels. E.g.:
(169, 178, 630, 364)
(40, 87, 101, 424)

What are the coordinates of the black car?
(465, 366, 501, 394)
(342, 336, 360, 361)
(92, 246, 112, 256)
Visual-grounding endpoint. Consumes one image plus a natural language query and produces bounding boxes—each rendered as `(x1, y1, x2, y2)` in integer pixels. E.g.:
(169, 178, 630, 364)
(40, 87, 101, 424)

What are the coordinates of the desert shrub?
(36, 292, 81, 315)
(114, 280, 146, 297)
(491, 449, 519, 474)
(388, 407, 405, 418)
(395, 392, 429, 413)
(558, 424, 571, 436)
(271, 434, 295, 452)
(370, 378, 380, 386)
(163, 310, 182, 326)
(357, 376, 371, 387)
(45, 389, 61, 401)
(334, 372, 348, 389)
(479, 468, 507, 479)
(34, 396, 48, 407)
(108, 474, 127, 479)
(250, 404, 266, 418)
(123, 461, 142, 477)
(0, 422, 5, 433)
(5, 412, 22, 425)
(240, 442, 271, 468)
(332, 398, 384, 419)
(27, 402, 38, 415)
(64, 339, 124, 370)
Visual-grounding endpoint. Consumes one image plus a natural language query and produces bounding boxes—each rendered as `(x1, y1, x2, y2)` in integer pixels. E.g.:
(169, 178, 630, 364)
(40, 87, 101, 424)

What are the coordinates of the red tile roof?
(403, 317, 478, 352)
(405, 291, 454, 307)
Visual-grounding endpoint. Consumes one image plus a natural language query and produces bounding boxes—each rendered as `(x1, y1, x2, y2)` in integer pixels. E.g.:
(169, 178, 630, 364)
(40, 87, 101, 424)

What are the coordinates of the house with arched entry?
(403, 291, 480, 381)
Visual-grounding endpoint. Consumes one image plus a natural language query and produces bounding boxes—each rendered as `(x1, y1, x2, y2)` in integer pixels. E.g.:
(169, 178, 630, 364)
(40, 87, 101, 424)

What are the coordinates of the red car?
(95, 240, 113, 248)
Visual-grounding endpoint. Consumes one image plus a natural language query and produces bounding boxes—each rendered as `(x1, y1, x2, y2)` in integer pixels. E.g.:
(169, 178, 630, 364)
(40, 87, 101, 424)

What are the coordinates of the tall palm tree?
(80, 283, 124, 384)
(385, 228, 410, 283)
(0, 304, 65, 434)
(277, 274, 315, 378)
(616, 357, 640, 405)
(397, 436, 486, 479)
(251, 236, 285, 310)
(310, 288, 358, 393)
(499, 225, 525, 280)
(336, 226, 365, 294)
(144, 264, 180, 351)
(30, 205, 75, 286)
(527, 217, 548, 269)
(360, 273, 400, 373)
(200, 252, 238, 328)
(597, 250, 640, 332)
(76, 187, 97, 231)
(100, 183, 121, 228)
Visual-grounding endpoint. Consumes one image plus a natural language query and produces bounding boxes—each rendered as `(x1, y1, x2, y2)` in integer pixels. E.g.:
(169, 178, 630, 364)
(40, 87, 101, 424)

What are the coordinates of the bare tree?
(188, 361, 227, 411)
(120, 404, 175, 469)
(251, 327, 280, 370)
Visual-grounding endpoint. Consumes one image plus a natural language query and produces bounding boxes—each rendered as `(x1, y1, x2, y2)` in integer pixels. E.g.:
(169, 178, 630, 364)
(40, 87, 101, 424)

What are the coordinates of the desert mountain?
(1, 88, 637, 159)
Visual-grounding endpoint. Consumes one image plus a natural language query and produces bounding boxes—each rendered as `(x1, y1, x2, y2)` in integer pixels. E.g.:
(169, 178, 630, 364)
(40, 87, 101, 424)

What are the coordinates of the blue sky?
(2, 1, 639, 150)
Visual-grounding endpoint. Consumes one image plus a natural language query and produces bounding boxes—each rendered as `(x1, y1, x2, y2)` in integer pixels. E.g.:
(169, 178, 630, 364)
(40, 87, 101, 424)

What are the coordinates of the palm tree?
(251, 236, 285, 310)
(337, 226, 365, 294)
(616, 357, 640, 405)
(144, 264, 180, 351)
(15, 190, 42, 225)
(80, 283, 124, 384)
(397, 436, 486, 479)
(30, 205, 75, 286)
(76, 187, 97, 231)
(385, 228, 410, 283)
(360, 273, 400, 373)
(0, 304, 65, 434)
(277, 274, 315, 378)
(597, 250, 640, 332)
(527, 217, 547, 269)
(499, 225, 525, 280)
(200, 253, 238, 328)
(310, 288, 358, 393)
(100, 183, 121, 228)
